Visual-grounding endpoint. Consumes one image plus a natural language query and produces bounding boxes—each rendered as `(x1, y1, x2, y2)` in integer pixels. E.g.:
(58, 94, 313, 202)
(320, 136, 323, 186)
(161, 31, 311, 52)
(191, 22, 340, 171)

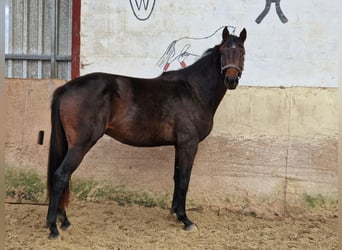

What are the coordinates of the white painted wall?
(80, 1, 339, 87)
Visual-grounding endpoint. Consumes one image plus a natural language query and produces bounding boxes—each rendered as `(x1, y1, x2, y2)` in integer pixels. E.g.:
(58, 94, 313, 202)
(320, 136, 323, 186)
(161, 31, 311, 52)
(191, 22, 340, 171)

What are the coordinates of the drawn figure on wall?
(256, 0, 288, 24)
(157, 26, 236, 71)
(130, 0, 156, 21)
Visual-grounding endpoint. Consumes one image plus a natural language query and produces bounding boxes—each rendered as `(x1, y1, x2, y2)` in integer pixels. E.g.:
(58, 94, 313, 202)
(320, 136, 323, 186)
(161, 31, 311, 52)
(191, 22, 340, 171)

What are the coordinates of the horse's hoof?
(61, 220, 72, 231)
(61, 223, 72, 231)
(48, 233, 61, 240)
(183, 223, 198, 231)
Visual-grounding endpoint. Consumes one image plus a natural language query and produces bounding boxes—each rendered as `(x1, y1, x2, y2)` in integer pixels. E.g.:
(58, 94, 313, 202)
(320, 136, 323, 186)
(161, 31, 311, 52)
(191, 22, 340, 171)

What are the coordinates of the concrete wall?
(80, 1, 339, 87)
(5, 78, 337, 216)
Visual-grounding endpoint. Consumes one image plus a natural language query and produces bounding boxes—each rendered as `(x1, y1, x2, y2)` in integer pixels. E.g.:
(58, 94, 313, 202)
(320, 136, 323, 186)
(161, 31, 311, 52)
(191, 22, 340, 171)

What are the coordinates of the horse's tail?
(47, 86, 70, 208)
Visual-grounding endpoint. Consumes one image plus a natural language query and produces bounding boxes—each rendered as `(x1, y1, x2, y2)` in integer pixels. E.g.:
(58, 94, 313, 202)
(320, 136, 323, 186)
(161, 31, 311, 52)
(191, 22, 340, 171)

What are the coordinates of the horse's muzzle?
(222, 66, 241, 90)
(224, 77, 239, 90)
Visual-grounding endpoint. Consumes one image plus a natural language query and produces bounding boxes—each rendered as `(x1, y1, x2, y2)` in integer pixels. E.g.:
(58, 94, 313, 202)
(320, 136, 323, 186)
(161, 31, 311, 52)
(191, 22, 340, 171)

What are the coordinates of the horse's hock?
(5, 78, 337, 217)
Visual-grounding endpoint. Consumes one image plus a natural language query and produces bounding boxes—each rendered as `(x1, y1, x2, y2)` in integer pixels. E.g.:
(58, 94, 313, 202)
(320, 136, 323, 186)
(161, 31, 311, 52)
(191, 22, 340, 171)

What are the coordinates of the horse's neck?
(186, 52, 227, 114)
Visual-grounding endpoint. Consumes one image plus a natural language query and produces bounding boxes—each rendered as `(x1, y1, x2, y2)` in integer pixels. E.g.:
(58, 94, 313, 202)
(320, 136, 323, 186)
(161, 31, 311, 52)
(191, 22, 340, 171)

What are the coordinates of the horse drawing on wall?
(157, 26, 237, 71)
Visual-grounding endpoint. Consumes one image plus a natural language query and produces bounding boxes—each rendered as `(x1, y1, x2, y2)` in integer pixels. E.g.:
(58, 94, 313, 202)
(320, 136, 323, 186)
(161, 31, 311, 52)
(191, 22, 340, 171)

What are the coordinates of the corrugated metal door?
(5, 0, 72, 80)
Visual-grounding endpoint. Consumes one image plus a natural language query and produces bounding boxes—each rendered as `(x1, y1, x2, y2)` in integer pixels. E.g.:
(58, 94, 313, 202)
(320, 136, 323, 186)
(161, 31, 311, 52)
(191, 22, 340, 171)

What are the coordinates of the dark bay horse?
(46, 27, 247, 239)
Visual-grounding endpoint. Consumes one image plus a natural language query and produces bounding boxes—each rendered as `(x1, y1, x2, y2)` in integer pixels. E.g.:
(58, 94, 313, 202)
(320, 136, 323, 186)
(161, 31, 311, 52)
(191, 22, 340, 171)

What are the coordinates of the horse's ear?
(239, 28, 247, 43)
(222, 26, 229, 41)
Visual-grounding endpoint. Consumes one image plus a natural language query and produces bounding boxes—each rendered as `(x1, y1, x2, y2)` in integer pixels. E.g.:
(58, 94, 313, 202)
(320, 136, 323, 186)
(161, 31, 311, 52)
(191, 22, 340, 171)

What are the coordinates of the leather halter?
(220, 56, 242, 75)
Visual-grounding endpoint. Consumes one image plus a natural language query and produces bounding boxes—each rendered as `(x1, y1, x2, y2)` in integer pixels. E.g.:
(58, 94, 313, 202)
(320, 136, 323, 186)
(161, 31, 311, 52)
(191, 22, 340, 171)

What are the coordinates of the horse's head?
(220, 27, 246, 90)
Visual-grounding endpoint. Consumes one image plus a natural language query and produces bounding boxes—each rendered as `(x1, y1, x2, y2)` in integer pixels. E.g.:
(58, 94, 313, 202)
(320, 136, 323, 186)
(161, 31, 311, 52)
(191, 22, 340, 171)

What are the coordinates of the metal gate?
(5, 0, 72, 79)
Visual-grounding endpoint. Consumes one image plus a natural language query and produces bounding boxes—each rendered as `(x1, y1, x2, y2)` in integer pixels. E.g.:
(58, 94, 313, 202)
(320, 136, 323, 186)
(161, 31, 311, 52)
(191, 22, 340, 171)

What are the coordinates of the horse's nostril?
(224, 76, 230, 83)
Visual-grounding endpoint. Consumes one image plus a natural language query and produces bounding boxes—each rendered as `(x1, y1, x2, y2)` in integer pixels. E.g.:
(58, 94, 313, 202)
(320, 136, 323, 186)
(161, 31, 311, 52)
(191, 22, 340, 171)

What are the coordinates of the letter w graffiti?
(130, 0, 156, 21)
(135, 0, 150, 10)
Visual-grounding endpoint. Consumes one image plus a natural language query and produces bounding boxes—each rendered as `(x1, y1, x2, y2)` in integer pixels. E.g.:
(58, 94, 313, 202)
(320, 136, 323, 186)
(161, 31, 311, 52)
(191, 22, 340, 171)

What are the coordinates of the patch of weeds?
(156, 193, 170, 209)
(108, 187, 135, 206)
(5, 166, 173, 210)
(5, 166, 45, 203)
(304, 194, 324, 208)
(329, 199, 338, 209)
(93, 185, 115, 201)
(74, 180, 171, 209)
(187, 198, 203, 212)
(132, 191, 156, 207)
(106, 187, 159, 207)
(71, 179, 99, 201)
(303, 193, 337, 209)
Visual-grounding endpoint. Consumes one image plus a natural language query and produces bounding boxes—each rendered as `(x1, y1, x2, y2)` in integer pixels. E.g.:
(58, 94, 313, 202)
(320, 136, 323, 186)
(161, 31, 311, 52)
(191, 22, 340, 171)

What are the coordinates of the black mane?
(160, 44, 221, 81)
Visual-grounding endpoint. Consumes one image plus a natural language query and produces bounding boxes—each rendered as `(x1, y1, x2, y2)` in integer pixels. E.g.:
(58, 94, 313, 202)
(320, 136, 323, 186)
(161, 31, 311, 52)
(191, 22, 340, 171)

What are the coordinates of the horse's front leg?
(171, 153, 179, 214)
(173, 140, 198, 230)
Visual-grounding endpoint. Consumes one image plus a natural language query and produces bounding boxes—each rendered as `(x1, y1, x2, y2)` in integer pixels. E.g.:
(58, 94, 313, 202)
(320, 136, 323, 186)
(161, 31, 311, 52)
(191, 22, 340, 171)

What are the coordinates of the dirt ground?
(5, 201, 337, 250)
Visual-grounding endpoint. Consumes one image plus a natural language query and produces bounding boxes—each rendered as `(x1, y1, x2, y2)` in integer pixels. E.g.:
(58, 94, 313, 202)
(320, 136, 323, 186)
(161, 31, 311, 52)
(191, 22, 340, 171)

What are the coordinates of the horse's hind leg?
(57, 208, 71, 230)
(47, 145, 90, 239)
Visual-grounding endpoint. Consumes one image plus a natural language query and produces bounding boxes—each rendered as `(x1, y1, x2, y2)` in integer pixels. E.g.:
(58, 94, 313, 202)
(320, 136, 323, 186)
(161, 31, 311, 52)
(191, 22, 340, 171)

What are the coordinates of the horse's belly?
(105, 124, 175, 147)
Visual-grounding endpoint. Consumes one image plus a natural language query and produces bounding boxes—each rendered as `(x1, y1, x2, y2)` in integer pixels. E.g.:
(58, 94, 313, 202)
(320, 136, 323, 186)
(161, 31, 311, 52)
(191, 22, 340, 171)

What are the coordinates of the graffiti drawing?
(255, 0, 288, 24)
(130, 0, 156, 21)
(157, 26, 236, 71)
